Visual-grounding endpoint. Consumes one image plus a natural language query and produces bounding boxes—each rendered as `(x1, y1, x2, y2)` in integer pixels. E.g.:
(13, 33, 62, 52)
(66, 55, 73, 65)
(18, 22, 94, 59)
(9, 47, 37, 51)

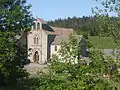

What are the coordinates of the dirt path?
(24, 63, 48, 77)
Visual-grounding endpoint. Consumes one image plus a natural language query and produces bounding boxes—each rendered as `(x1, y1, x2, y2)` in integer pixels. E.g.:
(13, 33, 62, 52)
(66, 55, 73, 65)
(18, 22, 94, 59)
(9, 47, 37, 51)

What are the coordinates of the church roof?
(46, 26, 74, 45)
(36, 18, 47, 24)
(51, 35, 70, 45)
(36, 18, 73, 35)
(45, 26, 73, 35)
(44, 26, 74, 45)
(52, 35, 83, 45)
(51, 27, 73, 35)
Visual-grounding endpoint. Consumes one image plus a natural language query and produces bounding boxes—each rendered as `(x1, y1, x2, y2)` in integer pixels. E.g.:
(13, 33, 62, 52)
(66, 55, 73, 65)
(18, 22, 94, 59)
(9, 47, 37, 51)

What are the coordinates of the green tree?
(37, 34, 119, 90)
(92, 0, 120, 89)
(93, 0, 120, 68)
(0, 0, 33, 32)
(93, 0, 120, 42)
(0, 0, 33, 86)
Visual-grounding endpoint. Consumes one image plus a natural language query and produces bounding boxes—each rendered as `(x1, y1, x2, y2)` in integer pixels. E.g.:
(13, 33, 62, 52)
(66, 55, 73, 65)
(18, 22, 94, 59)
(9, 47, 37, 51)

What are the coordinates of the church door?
(33, 51, 39, 63)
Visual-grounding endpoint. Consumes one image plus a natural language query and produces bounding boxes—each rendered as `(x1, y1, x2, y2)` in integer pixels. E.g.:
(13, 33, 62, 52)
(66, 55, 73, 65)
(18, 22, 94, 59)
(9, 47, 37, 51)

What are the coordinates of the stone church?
(19, 18, 86, 64)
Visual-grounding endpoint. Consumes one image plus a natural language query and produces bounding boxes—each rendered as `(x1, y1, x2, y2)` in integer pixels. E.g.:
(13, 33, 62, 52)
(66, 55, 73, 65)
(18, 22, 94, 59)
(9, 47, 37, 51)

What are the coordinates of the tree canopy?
(0, 0, 33, 86)
(0, 0, 33, 33)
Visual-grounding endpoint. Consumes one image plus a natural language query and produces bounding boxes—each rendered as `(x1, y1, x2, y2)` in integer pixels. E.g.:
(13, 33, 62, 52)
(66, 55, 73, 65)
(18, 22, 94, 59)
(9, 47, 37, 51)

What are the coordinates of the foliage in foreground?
(36, 34, 120, 90)
(0, 32, 29, 86)
(0, 0, 33, 86)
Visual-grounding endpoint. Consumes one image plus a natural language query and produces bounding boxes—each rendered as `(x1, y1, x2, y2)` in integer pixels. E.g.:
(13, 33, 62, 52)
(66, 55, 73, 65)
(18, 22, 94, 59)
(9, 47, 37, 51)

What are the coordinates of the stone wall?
(27, 29, 48, 64)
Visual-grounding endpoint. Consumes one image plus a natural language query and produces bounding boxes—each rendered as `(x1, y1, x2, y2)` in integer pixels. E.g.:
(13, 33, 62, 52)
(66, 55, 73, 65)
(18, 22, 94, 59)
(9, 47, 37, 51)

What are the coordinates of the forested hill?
(47, 16, 117, 36)
(47, 16, 99, 36)
(48, 16, 91, 28)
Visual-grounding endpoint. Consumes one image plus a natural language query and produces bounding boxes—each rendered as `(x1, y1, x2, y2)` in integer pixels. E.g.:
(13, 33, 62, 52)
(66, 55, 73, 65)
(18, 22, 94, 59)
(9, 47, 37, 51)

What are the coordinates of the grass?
(89, 36, 116, 49)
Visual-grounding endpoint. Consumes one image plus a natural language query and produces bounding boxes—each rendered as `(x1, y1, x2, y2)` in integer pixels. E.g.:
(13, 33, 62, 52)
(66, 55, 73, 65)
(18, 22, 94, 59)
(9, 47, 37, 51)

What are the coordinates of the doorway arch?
(33, 51, 39, 63)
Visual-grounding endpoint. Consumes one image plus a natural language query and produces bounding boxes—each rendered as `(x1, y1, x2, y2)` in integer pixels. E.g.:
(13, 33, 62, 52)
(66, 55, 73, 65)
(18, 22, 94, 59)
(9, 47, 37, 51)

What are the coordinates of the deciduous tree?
(0, 0, 33, 86)
(37, 34, 119, 89)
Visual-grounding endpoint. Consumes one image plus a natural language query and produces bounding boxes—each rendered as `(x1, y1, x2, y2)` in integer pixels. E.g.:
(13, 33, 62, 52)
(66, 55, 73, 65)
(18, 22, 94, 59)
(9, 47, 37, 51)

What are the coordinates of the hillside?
(89, 36, 115, 49)
(48, 16, 99, 36)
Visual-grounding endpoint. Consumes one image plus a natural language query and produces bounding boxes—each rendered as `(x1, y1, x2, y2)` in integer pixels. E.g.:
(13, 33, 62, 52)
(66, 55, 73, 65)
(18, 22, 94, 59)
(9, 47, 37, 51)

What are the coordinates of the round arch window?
(37, 22, 40, 29)
(34, 36, 39, 44)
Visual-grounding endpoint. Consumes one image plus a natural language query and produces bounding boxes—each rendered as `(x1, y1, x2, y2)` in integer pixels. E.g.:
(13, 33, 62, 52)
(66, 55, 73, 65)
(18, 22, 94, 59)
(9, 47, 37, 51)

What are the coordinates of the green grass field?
(89, 36, 116, 49)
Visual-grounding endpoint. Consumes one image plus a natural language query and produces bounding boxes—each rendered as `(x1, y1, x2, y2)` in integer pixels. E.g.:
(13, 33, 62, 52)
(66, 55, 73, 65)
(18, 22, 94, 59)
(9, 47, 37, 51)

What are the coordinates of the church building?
(19, 18, 86, 64)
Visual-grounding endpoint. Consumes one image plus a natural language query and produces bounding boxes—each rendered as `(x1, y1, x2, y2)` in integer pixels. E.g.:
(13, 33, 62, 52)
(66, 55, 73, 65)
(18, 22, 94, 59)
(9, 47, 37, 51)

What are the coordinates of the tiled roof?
(52, 35, 83, 45)
(45, 26, 73, 35)
(51, 26, 73, 35)
(45, 26, 74, 45)
(51, 35, 70, 45)
(36, 18, 47, 24)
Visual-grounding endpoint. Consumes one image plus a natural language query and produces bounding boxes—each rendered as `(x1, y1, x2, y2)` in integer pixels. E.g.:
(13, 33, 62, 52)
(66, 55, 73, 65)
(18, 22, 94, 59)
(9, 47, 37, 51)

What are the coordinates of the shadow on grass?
(0, 78, 40, 90)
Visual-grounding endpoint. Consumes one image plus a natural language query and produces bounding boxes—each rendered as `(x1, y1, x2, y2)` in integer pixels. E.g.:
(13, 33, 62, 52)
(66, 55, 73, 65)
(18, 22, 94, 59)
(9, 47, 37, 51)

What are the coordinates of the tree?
(92, 0, 120, 89)
(93, 0, 120, 67)
(48, 16, 111, 36)
(0, 0, 33, 86)
(0, 0, 33, 33)
(37, 34, 119, 89)
(93, 0, 120, 42)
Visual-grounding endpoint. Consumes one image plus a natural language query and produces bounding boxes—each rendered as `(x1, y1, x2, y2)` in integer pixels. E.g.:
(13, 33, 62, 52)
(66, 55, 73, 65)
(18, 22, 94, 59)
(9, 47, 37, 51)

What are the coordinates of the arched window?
(37, 22, 40, 29)
(33, 23, 36, 29)
(34, 37, 36, 44)
(34, 36, 39, 44)
(36, 37, 39, 44)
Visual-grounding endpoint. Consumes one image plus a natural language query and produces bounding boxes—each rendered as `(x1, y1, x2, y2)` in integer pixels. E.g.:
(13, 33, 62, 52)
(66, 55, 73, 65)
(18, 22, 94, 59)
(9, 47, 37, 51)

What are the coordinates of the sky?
(27, 0, 101, 21)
